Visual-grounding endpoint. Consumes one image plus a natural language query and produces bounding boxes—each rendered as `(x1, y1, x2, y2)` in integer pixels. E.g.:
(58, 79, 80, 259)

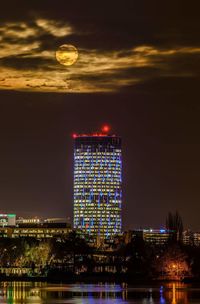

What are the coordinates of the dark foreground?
(0, 272, 198, 284)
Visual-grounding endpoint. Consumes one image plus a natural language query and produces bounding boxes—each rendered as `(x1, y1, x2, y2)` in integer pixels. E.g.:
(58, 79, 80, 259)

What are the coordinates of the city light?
(73, 134, 122, 239)
(101, 125, 110, 133)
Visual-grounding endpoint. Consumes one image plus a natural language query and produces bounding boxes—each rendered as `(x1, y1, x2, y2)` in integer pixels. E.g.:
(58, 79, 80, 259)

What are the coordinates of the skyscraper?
(73, 127, 122, 239)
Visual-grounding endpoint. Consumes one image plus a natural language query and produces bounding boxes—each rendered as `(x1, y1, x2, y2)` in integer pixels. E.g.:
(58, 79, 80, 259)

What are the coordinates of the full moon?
(56, 44, 78, 66)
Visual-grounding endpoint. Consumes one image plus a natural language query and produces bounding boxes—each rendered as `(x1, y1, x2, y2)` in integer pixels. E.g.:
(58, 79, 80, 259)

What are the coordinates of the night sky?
(0, 0, 200, 230)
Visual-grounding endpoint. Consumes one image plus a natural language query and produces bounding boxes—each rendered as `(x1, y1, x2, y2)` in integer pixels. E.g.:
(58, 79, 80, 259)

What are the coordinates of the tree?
(21, 240, 52, 271)
(51, 231, 93, 274)
(126, 235, 155, 278)
(155, 244, 191, 280)
(0, 238, 27, 267)
(166, 211, 183, 242)
(66, 231, 93, 273)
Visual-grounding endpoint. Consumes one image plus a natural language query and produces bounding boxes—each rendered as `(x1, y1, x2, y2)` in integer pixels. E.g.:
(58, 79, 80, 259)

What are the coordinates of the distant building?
(182, 230, 194, 246)
(16, 217, 69, 226)
(0, 216, 72, 239)
(142, 229, 171, 245)
(182, 230, 200, 246)
(124, 229, 200, 247)
(193, 232, 200, 246)
(0, 225, 71, 239)
(0, 214, 16, 227)
(124, 229, 172, 245)
(16, 217, 41, 225)
(44, 217, 68, 224)
(73, 127, 122, 239)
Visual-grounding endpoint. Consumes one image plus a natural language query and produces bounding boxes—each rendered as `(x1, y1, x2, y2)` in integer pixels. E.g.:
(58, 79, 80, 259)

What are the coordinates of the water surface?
(0, 281, 199, 303)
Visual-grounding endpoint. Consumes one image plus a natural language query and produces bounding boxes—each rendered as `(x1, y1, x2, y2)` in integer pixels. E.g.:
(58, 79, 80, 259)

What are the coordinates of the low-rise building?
(142, 229, 171, 245)
(0, 214, 16, 227)
(16, 217, 41, 225)
(123, 229, 172, 245)
(0, 224, 71, 239)
(182, 230, 194, 246)
(193, 232, 200, 246)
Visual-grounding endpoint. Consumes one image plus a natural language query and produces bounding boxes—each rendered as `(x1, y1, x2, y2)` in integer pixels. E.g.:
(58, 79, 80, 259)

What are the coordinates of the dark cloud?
(1, 0, 200, 50)
(0, 55, 56, 70)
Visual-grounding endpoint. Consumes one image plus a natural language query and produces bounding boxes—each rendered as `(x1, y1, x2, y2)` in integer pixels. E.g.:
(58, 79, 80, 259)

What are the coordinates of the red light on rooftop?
(72, 126, 116, 138)
(102, 125, 110, 133)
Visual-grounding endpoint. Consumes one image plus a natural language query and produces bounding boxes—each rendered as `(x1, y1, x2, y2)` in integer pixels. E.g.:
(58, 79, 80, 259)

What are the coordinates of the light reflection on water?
(0, 281, 199, 303)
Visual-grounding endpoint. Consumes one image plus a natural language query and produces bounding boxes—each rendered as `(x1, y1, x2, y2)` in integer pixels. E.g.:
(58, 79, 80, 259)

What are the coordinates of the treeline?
(0, 231, 200, 281)
(0, 212, 200, 281)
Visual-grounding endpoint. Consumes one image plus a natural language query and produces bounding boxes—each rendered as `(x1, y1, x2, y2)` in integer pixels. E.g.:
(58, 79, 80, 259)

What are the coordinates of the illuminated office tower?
(73, 127, 122, 239)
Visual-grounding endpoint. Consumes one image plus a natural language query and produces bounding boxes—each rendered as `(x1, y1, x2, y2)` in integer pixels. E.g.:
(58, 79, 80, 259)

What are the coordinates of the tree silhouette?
(51, 231, 93, 274)
(166, 211, 183, 242)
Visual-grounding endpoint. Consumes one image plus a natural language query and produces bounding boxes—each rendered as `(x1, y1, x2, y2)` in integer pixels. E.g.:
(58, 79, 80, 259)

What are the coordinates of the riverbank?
(0, 273, 152, 283)
(0, 272, 196, 284)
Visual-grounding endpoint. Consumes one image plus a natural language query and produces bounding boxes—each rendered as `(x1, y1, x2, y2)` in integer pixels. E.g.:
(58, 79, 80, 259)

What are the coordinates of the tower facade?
(73, 131, 122, 239)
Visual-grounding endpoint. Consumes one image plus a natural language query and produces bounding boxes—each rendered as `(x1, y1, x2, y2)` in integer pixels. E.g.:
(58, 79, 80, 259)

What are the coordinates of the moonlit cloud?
(35, 19, 73, 37)
(0, 19, 200, 93)
(1, 22, 36, 39)
(0, 42, 40, 58)
(134, 46, 200, 56)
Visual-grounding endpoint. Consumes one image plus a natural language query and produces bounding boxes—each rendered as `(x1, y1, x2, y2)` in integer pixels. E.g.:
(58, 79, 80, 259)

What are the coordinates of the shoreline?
(0, 274, 198, 284)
